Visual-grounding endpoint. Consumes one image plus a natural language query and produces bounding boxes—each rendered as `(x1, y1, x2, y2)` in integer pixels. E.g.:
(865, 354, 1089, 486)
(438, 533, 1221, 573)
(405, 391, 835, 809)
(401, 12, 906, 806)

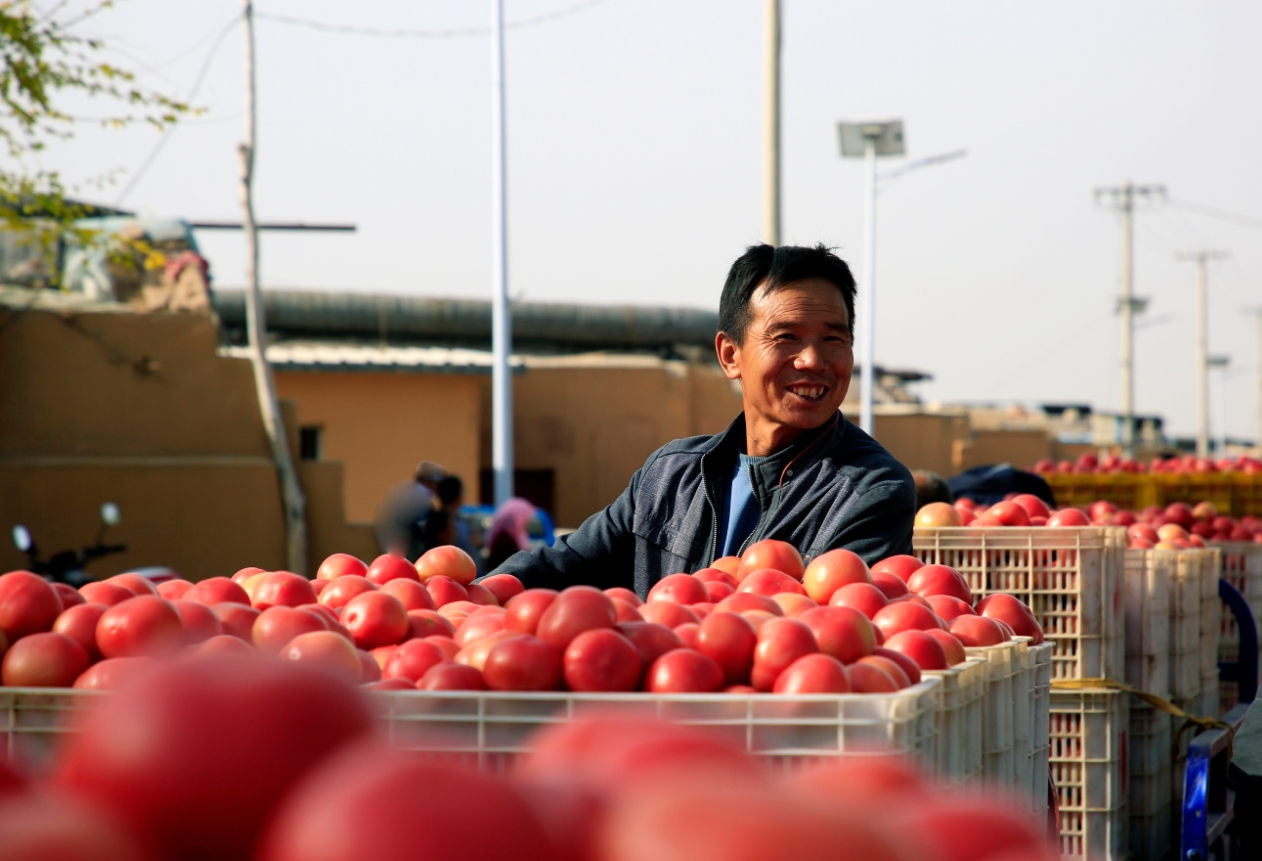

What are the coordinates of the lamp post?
(490, 0, 513, 506)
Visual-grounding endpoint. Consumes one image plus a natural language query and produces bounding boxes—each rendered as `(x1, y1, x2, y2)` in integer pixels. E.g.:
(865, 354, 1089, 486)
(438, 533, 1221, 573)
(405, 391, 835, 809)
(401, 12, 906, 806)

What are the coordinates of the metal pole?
(859, 136, 877, 436)
(1218, 367, 1228, 458)
(1195, 253, 1209, 457)
(1256, 312, 1262, 456)
(761, 0, 780, 246)
(239, 0, 306, 573)
(490, 0, 514, 507)
(1118, 180, 1135, 456)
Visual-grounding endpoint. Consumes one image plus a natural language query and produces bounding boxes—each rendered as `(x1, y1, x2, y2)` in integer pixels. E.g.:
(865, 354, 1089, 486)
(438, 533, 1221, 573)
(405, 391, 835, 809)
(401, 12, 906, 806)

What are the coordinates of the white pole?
(490, 0, 513, 507)
(761, 0, 780, 246)
(239, 0, 306, 573)
(859, 136, 877, 436)
(1256, 311, 1262, 456)
(1195, 253, 1209, 458)
(1218, 367, 1228, 458)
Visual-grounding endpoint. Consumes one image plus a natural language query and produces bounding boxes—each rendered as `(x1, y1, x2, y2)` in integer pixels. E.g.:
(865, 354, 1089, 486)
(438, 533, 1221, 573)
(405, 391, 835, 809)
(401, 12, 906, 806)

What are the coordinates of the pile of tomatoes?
(0, 537, 1041, 696)
(1034, 452, 1262, 475)
(0, 654, 1058, 861)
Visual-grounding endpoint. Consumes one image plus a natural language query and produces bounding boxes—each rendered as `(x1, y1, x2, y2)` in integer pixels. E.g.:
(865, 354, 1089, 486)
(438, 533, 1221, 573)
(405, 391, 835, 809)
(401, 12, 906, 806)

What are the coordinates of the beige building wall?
(274, 371, 481, 525)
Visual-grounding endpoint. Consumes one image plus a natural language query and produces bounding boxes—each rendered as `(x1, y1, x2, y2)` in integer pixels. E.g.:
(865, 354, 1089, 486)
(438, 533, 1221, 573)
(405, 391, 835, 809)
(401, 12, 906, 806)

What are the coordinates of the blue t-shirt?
(721, 453, 764, 557)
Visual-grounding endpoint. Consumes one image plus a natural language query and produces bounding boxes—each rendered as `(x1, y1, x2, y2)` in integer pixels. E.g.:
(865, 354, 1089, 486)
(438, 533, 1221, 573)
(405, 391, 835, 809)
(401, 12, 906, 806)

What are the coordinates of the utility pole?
(239, 0, 306, 573)
(490, 0, 514, 507)
(761, 0, 780, 246)
(1247, 309, 1262, 455)
(1094, 180, 1164, 457)
(1177, 250, 1229, 457)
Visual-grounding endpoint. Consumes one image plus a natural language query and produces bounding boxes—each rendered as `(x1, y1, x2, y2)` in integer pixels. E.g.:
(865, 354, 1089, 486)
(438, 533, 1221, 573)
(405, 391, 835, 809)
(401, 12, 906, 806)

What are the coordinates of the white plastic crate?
(1050, 687, 1128, 861)
(1215, 543, 1262, 713)
(1029, 642, 1055, 821)
(1200, 548, 1222, 681)
(1128, 702, 1173, 861)
(1011, 638, 1035, 803)
(1124, 548, 1173, 698)
(1170, 551, 1204, 704)
(922, 657, 986, 788)
(965, 639, 1021, 791)
(914, 526, 1125, 681)
(0, 688, 98, 773)
(371, 681, 942, 773)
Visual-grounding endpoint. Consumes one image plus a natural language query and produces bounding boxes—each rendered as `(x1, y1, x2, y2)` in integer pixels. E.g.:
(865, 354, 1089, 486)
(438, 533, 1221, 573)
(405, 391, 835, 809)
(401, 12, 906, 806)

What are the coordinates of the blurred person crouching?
(486, 498, 537, 571)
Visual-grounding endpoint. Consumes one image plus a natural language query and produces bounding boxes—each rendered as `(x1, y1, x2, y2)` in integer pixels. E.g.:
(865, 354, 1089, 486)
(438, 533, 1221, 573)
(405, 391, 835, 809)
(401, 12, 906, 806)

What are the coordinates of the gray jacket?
(491, 412, 916, 599)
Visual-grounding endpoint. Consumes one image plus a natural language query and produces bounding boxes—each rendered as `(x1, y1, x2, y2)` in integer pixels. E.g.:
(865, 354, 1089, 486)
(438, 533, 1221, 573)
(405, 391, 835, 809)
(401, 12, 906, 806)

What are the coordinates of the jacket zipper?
(700, 457, 718, 568)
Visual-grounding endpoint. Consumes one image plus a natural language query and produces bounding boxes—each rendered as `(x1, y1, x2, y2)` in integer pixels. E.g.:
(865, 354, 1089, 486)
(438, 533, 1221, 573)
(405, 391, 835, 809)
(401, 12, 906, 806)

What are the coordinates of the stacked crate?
(922, 658, 987, 788)
(1123, 548, 1174, 861)
(1198, 548, 1222, 718)
(1214, 542, 1261, 714)
(914, 525, 1127, 859)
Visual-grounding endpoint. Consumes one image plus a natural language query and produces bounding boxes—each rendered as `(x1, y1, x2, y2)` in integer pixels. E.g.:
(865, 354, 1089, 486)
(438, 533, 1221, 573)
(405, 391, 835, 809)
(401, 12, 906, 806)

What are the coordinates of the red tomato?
(105, 573, 159, 596)
(923, 629, 968, 665)
(645, 648, 724, 692)
(879, 630, 949, 671)
(157, 579, 194, 601)
(505, 588, 560, 634)
(184, 577, 251, 606)
(711, 556, 742, 577)
(78, 581, 135, 608)
(871, 572, 910, 600)
(213, 601, 261, 641)
(798, 606, 875, 664)
(613, 599, 644, 622)
(316, 553, 367, 581)
(0, 570, 63, 640)
(252, 606, 327, 653)
(282, 631, 363, 684)
(604, 586, 643, 606)
(674, 622, 700, 648)
(1047, 508, 1090, 527)
(769, 592, 816, 617)
(0, 792, 149, 861)
(738, 569, 807, 598)
(975, 593, 1044, 643)
(364, 677, 412, 691)
(251, 572, 317, 611)
(695, 611, 758, 685)
(423, 635, 460, 660)
(871, 602, 942, 639)
(341, 592, 409, 649)
(949, 615, 1007, 647)
(907, 564, 972, 604)
(638, 600, 699, 629)
(801, 549, 871, 604)
(196, 635, 257, 659)
(256, 742, 552, 861)
(870, 555, 925, 583)
(1128, 523, 1160, 544)
(414, 545, 478, 586)
(480, 573, 525, 605)
(231, 566, 267, 584)
(714, 592, 783, 616)
(536, 587, 617, 649)
(364, 554, 420, 586)
(376, 577, 441, 614)
(382, 638, 446, 683)
(772, 653, 850, 693)
(356, 649, 381, 682)
(915, 502, 963, 527)
(1091, 500, 1123, 524)
(693, 568, 738, 589)
(172, 599, 223, 644)
(53, 603, 107, 661)
(406, 609, 456, 639)
(57, 657, 373, 861)
(317, 575, 377, 610)
(457, 631, 525, 672)
(847, 661, 900, 692)
(615, 621, 685, 672)
(871, 647, 921, 685)
(891, 797, 1058, 861)
(703, 580, 735, 602)
(751, 617, 818, 691)
(418, 661, 488, 690)
(1, 631, 89, 686)
(828, 582, 889, 619)
(424, 575, 469, 607)
(466, 581, 502, 606)
(74, 656, 161, 690)
(49, 582, 85, 611)
(95, 596, 183, 659)
(736, 540, 804, 582)
(1011, 494, 1050, 519)
(454, 609, 507, 647)
(925, 594, 976, 622)
(986, 502, 1031, 527)
(563, 629, 641, 692)
(480, 635, 561, 691)
(647, 573, 710, 606)
(789, 754, 929, 806)
(741, 609, 778, 632)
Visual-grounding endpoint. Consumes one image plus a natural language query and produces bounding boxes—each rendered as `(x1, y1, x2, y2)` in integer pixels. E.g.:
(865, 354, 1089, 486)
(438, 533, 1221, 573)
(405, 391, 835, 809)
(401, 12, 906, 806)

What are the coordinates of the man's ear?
(715, 331, 741, 381)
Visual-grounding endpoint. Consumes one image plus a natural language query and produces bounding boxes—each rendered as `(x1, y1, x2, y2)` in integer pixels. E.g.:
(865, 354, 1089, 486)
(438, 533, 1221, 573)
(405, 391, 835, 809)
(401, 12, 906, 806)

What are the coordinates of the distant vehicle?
(11, 502, 127, 587)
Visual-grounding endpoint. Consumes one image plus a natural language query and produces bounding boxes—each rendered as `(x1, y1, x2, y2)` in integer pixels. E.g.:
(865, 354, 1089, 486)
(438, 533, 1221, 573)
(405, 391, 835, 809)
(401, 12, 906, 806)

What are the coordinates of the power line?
(1168, 198, 1262, 231)
(255, 0, 612, 39)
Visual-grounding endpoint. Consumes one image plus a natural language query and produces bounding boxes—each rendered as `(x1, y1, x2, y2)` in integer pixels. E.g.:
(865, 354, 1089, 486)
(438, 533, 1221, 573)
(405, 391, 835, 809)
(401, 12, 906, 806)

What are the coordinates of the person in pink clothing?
(485, 498, 537, 571)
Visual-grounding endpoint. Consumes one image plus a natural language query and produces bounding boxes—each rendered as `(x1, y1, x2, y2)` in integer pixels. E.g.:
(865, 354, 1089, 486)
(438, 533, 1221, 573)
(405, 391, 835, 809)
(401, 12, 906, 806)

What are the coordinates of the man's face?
(717, 278, 854, 436)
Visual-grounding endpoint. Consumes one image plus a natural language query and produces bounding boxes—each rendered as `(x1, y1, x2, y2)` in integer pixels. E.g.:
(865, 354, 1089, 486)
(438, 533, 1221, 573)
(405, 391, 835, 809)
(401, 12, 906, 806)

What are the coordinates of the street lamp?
(838, 120, 965, 436)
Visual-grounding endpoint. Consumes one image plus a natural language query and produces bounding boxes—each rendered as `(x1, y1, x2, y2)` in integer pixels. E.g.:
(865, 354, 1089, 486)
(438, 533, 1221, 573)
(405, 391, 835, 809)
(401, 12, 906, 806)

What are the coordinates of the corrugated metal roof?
(218, 342, 523, 374)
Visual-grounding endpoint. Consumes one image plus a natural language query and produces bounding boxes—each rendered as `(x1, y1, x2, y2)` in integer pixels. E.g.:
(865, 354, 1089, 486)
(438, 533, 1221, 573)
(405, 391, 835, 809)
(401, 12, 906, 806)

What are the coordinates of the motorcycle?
(11, 502, 128, 588)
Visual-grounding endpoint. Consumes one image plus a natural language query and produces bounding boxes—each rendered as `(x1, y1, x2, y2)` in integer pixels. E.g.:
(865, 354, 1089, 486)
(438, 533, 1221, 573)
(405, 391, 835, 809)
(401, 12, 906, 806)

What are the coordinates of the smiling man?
(488, 244, 916, 598)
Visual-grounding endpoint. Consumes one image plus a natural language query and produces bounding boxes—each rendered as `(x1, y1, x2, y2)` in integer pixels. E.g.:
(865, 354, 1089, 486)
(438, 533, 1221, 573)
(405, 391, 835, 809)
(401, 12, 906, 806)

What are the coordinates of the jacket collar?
(700, 411, 841, 496)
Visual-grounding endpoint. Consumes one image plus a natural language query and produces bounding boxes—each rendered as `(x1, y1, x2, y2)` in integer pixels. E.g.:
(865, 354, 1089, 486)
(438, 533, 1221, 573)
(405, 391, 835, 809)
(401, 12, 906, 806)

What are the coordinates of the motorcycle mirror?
(12, 525, 31, 553)
(101, 502, 121, 528)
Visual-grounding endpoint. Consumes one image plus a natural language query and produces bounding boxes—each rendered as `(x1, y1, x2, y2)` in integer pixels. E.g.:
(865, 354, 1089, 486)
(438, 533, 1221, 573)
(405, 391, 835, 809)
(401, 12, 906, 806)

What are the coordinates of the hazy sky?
(37, 0, 1262, 441)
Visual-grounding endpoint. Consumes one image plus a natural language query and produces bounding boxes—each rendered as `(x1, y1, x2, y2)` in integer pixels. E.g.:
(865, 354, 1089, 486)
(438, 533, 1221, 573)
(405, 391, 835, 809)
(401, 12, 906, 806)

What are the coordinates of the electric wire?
(255, 0, 611, 39)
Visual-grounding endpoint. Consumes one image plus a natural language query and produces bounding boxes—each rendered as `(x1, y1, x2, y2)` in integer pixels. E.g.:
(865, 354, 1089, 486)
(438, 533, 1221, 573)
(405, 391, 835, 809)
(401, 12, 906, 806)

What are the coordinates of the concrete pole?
(1256, 311, 1262, 455)
(761, 0, 780, 246)
(490, 0, 514, 507)
(1195, 253, 1209, 457)
(239, 0, 306, 573)
(859, 136, 877, 436)
(1118, 180, 1135, 456)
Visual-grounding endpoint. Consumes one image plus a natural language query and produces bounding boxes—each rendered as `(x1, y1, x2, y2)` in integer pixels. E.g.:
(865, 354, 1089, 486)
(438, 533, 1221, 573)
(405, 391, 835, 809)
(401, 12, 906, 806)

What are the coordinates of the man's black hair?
(437, 475, 463, 507)
(718, 244, 857, 345)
